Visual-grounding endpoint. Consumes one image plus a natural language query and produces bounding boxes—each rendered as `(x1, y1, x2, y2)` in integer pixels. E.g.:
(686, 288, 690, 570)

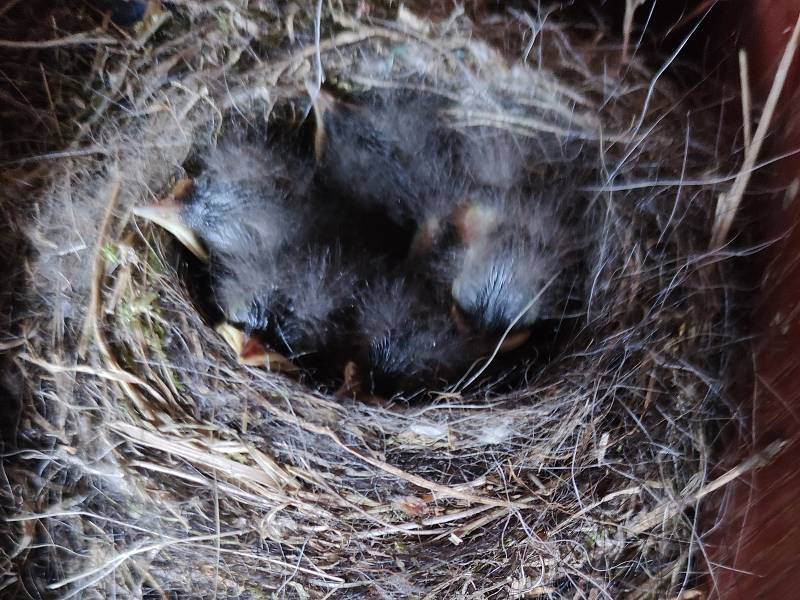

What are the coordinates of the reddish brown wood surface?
(707, 3, 800, 598)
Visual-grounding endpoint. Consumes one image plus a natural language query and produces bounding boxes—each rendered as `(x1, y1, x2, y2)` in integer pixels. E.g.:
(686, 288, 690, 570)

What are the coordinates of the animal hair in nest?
(0, 1, 750, 599)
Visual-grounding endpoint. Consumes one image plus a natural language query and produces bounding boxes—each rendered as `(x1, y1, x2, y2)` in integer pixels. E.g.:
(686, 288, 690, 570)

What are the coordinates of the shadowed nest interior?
(0, 1, 758, 598)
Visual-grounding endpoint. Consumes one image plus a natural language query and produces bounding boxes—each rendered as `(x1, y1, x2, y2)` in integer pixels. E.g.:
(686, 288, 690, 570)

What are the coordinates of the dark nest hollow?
(0, 1, 777, 598)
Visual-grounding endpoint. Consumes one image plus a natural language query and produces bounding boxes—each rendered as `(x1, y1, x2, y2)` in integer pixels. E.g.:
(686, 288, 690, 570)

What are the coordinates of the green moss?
(115, 288, 168, 359)
(101, 242, 119, 268)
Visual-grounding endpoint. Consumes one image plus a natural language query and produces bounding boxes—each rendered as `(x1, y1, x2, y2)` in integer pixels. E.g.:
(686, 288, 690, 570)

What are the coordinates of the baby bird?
(134, 142, 312, 262)
(312, 88, 461, 229)
(210, 242, 359, 365)
(402, 124, 580, 348)
(353, 276, 472, 397)
(411, 126, 535, 250)
(432, 193, 575, 346)
(134, 139, 354, 369)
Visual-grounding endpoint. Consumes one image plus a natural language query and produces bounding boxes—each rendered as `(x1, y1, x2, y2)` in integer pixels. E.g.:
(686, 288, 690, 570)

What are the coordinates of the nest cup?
(1, 2, 753, 598)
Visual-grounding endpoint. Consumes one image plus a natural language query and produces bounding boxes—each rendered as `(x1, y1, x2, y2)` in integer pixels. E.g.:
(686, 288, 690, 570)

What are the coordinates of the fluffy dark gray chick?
(135, 139, 354, 368)
(312, 88, 462, 228)
(134, 141, 313, 261)
(438, 193, 574, 338)
(408, 127, 533, 259)
(354, 276, 472, 396)
(210, 243, 359, 362)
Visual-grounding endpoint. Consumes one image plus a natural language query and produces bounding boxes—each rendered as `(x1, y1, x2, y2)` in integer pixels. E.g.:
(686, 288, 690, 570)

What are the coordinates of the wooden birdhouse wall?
(706, 2, 800, 598)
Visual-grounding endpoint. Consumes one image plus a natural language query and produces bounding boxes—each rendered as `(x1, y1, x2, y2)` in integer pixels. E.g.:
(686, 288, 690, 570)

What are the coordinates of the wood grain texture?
(707, 2, 800, 598)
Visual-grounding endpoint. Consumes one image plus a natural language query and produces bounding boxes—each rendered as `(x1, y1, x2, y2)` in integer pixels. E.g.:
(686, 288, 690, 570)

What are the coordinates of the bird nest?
(1, 2, 753, 598)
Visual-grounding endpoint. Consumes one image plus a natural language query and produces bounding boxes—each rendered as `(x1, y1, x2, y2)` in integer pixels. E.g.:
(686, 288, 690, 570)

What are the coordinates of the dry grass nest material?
(0, 1, 762, 598)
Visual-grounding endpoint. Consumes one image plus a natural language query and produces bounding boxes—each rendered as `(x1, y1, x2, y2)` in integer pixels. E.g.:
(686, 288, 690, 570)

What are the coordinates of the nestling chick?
(408, 128, 532, 260)
(134, 142, 313, 262)
(436, 193, 574, 340)
(312, 88, 461, 228)
(210, 243, 359, 363)
(135, 139, 353, 368)
(353, 276, 471, 396)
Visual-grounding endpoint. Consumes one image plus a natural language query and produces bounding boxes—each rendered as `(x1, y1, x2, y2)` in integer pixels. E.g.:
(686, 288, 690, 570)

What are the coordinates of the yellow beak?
(133, 179, 209, 262)
(215, 323, 298, 373)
